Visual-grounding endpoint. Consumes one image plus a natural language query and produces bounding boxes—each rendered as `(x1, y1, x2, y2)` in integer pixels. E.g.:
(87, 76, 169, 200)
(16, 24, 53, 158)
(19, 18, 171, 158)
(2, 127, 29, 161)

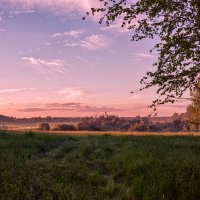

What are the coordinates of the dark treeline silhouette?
(76, 113, 188, 132)
(0, 115, 81, 123)
(34, 113, 197, 132)
(0, 112, 198, 132)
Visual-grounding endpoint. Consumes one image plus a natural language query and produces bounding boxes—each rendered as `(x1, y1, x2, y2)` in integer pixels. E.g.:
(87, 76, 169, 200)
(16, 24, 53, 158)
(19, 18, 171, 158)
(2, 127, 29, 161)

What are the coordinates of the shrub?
(134, 124, 148, 132)
(78, 122, 101, 131)
(52, 124, 76, 131)
(39, 123, 50, 131)
(77, 114, 131, 131)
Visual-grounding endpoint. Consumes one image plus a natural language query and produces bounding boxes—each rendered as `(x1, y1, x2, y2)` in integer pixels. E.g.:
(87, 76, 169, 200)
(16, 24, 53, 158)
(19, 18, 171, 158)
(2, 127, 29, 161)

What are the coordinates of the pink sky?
(0, 0, 189, 117)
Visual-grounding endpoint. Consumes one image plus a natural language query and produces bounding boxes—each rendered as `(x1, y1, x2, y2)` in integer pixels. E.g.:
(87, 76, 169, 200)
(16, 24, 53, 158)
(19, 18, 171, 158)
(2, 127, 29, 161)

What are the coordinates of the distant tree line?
(38, 86, 200, 133)
(38, 112, 197, 132)
(1, 88, 200, 133)
(0, 116, 81, 123)
(76, 113, 188, 132)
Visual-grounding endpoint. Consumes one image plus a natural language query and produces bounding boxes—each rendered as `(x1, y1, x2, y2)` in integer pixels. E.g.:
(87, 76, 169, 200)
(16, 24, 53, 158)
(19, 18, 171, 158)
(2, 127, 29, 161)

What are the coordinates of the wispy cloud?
(0, 88, 34, 94)
(46, 102, 81, 108)
(135, 53, 155, 59)
(81, 34, 108, 50)
(18, 102, 122, 113)
(45, 42, 51, 46)
(56, 88, 89, 101)
(12, 10, 35, 15)
(1, 0, 98, 15)
(132, 53, 156, 61)
(52, 30, 85, 38)
(18, 108, 48, 113)
(78, 106, 121, 113)
(64, 34, 109, 51)
(22, 57, 67, 75)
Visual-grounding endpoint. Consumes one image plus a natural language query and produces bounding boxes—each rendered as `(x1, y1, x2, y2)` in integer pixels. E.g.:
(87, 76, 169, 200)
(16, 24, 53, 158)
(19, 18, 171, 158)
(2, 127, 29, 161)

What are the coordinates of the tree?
(87, 0, 200, 109)
(39, 123, 50, 131)
(186, 86, 200, 131)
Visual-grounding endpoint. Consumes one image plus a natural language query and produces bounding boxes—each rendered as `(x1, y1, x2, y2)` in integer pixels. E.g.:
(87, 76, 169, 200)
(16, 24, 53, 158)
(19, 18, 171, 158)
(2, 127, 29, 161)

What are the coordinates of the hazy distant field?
(1, 131, 200, 199)
(0, 122, 79, 131)
(1, 122, 200, 136)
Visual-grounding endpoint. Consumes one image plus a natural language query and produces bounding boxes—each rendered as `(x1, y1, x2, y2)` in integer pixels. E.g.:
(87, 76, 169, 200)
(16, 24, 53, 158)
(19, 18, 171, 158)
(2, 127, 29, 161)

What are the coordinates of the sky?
(0, 0, 188, 117)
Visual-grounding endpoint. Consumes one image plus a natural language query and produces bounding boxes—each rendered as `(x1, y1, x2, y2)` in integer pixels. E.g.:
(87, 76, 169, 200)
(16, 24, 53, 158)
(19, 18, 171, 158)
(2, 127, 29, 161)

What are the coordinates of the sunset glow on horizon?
(0, 0, 189, 118)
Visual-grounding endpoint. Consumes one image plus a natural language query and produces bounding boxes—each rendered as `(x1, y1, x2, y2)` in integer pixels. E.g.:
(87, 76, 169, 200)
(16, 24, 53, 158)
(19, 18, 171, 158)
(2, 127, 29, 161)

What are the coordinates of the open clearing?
(1, 131, 200, 200)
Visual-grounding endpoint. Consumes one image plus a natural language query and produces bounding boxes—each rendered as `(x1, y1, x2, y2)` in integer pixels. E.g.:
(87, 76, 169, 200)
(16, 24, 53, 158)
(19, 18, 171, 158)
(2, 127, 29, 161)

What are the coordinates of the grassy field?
(1, 131, 200, 200)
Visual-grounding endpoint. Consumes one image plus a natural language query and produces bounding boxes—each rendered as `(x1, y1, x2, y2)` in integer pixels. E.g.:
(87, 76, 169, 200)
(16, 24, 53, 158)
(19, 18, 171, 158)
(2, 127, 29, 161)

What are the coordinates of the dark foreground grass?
(1, 131, 200, 200)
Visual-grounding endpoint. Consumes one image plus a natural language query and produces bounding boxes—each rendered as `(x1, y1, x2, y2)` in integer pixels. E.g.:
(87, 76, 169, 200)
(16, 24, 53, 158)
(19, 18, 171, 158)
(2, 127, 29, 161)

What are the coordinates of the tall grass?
(1, 131, 200, 199)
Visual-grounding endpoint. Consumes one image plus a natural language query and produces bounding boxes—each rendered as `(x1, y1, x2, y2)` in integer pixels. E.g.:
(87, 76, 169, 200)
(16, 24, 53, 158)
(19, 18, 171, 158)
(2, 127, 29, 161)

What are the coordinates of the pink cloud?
(17, 102, 123, 115)
(0, 88, 34, 94)
(52, 30, 85, 38)
(1, 0, 99, 15)
(134, 53, 155, 59)
(56, 88, 89, 101)
(64, 34, 109, 51)
(22, 57, 67, 75)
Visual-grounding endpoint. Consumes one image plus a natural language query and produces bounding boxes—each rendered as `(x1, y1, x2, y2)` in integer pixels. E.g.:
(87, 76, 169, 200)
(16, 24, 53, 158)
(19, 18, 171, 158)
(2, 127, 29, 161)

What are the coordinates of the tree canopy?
(186, 84, 200, 131)
(87, 0, 200, 109)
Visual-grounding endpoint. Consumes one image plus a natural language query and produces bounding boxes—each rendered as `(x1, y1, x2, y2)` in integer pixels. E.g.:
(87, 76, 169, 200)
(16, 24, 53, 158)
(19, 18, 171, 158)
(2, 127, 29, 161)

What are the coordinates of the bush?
(52, 124, 76, 131)
(39, 123, 50, 131)
(134, 124, 148, 132)
(78, 122, 102, 131)
(77, 114, 131, 131)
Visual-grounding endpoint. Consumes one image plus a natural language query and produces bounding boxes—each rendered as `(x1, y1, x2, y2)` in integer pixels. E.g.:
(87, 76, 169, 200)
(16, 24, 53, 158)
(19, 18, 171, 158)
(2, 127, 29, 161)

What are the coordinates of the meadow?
(1, 131, 200, 200)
